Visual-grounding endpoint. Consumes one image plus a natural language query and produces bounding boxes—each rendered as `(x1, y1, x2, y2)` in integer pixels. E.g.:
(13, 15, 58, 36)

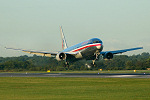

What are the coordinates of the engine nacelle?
(103, 52, 113, 59)
(56, 53, 66, 61)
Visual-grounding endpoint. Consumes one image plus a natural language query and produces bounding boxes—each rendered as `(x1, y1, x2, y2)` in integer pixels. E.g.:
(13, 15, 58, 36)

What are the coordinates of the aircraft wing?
(100, 47, 143, 55)
(5, 47, 79, 57)
(5, 47, 58, 57)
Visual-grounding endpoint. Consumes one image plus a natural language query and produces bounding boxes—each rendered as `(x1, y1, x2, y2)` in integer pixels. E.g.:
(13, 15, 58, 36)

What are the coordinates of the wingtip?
(140, 47, 143, 49)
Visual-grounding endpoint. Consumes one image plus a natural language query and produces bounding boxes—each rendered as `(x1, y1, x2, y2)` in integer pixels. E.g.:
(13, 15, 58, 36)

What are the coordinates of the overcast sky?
(0, 0, 149, 57)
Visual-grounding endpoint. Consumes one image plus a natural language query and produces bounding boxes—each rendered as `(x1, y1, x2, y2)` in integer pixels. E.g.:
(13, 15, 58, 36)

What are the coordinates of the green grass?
(0, 77, 150, 100)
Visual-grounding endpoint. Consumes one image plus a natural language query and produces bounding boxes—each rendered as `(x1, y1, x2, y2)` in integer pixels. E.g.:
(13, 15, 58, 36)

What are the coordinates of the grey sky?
(0, 0, 149, 57)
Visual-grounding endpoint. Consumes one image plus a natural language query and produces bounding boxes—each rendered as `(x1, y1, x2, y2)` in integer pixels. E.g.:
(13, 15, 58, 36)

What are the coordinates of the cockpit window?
(93, 41, 100, 43)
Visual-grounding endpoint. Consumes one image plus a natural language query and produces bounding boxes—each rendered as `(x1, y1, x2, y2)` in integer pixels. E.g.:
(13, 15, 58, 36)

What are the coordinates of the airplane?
(6, 26, 143, 66)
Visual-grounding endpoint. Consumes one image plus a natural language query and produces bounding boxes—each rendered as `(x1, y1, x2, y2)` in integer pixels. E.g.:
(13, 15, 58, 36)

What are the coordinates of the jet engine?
(103, 52, 113, 59)
(56, 52, 67, 61)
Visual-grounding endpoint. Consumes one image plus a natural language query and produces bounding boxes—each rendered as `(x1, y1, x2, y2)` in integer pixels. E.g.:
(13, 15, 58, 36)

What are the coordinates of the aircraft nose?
(96, 44, 103, 51)
(96, 44, 102, 49)
(96, 45, 101, 49)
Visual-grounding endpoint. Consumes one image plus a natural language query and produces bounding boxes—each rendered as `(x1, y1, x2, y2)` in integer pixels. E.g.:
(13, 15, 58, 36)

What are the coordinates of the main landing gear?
(92, 53, 100, 66)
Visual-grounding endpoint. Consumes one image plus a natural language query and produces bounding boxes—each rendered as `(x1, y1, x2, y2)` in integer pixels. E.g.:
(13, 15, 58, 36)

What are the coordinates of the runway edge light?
(47, 70, 50, 72)
(134, 70, 136, 72)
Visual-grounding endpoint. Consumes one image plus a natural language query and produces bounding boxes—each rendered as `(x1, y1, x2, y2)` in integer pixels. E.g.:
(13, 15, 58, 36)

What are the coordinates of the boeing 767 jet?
(6, 26, 143, 65)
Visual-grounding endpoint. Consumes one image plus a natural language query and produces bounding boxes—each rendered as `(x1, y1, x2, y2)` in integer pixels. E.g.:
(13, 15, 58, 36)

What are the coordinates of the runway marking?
(44, 74, 61, 76)
(108, 75, 137, 78)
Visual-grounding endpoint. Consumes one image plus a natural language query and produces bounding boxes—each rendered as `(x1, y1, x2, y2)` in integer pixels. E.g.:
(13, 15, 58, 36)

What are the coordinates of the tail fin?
(60, 26, 68, 50)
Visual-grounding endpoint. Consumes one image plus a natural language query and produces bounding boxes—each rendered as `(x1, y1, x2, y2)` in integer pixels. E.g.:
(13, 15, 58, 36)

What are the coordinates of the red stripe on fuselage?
(72, 43, 101, 52)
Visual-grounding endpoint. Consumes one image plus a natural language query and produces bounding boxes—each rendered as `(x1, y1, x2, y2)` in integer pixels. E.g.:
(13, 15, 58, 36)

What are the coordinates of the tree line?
(0, 52, 150, 72)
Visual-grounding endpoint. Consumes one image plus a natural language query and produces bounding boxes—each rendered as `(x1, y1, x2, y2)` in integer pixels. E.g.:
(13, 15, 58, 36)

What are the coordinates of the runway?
(0, 73, 150, 78)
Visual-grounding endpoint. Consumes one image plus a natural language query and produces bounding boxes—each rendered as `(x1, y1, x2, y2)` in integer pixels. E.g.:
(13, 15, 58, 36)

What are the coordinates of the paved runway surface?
(0, 73, 150, 78)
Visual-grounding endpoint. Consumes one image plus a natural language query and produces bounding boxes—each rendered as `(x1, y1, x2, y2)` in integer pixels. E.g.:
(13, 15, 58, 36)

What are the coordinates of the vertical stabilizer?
(60, 26, 68, 50)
